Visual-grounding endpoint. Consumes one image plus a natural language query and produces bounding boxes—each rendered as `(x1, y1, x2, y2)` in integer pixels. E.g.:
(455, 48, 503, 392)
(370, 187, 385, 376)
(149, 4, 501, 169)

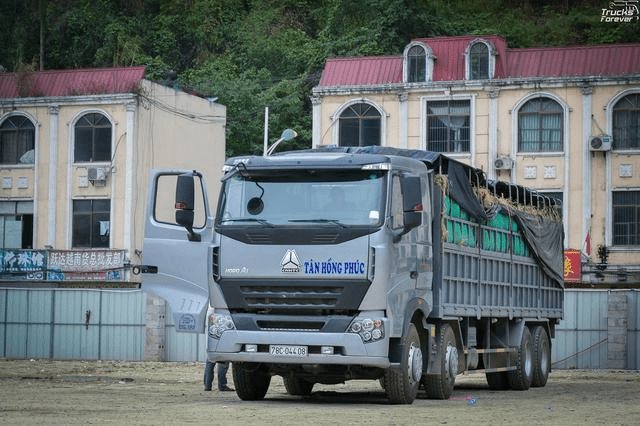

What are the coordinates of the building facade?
(0, 67, 226, 286)
(312, 35, 640, 286)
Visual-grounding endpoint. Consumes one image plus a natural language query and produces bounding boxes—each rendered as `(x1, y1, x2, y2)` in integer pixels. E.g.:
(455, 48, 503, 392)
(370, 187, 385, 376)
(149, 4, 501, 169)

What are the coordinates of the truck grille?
(242, 285, 342, 308)
(219, 278, 370, 315)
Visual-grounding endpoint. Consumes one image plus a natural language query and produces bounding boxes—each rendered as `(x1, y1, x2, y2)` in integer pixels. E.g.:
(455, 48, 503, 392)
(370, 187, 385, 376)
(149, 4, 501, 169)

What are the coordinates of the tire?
(531, 326, 551, 387)
(384, 323, 423, 404)
(232, 362, 271, 400)
(283, 375, 314, 396)
(486, 371, 510, 390)
(425, 323, 458, 400)
(507, 326, 534, 390)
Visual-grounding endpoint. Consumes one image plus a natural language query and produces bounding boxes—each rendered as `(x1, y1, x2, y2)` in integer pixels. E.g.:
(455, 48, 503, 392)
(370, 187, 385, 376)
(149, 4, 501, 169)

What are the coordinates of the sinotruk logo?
(281, 249, 301, 273)
(602, 0, 639, 22)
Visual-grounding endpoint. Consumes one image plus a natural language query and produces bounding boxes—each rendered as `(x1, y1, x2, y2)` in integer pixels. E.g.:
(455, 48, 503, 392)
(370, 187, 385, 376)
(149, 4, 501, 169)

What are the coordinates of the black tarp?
(511, 208, 565, 286)
(301, 146, 564, 287)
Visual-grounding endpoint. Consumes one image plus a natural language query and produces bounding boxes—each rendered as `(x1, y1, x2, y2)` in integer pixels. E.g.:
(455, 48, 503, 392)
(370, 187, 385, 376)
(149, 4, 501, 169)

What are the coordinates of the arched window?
(612, 93, 640, 150)
(338, 103, 381, 147)
(404, 42, 433, 83)
(407, 45, 426, 82)
(74, 112, 112, 162)
(0, 115, 35, 164)
(518, 98, 563, 152)
(469, 42, 489, 80)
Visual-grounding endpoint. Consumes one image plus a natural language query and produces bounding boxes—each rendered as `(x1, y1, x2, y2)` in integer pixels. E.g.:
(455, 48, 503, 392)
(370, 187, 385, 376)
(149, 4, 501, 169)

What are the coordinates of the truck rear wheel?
(531, 326, 551, 387)
(232, 362, 271, 400)
(425, 323, 458, 400)
(507, 326, 533, 390)
(384, 323, 422, 404)
(283, 376, 314, 396)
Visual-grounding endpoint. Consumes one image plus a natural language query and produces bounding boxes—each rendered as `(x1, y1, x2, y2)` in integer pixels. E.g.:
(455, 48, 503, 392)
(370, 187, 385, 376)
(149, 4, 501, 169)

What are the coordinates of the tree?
(1, 0, 638, 156)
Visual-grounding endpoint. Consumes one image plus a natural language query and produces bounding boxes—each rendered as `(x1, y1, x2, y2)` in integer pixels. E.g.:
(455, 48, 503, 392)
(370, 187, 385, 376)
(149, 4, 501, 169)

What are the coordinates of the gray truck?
(142, 146, 564, 404)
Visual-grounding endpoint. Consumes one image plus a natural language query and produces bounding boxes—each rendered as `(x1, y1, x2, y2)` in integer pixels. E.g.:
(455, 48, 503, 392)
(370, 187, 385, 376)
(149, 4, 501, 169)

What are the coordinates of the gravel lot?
(1, 359, 639, 425)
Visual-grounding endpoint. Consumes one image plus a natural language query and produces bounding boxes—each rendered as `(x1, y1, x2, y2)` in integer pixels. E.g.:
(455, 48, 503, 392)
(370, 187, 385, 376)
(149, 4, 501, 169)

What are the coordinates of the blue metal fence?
(0, 288, 145, 360)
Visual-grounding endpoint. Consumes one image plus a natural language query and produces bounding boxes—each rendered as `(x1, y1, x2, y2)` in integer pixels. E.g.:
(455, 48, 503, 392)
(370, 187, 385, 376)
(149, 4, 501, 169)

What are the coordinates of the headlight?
(208, 312, 236, 339)
(348, 317, 385, 343)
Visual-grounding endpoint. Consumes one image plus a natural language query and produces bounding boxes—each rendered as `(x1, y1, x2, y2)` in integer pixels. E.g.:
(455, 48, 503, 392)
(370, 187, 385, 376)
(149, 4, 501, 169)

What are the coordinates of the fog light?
(245, 344, 258, 353)
(321, 346, 334, 355)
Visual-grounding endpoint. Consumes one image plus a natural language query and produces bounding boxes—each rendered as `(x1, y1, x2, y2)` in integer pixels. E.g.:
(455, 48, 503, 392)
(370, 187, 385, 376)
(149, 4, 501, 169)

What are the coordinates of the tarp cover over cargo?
(301, 146, 564, 287)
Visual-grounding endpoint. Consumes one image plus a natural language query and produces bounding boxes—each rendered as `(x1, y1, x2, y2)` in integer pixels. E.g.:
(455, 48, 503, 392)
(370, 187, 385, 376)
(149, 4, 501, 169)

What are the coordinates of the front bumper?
(207, 329, 391, 368)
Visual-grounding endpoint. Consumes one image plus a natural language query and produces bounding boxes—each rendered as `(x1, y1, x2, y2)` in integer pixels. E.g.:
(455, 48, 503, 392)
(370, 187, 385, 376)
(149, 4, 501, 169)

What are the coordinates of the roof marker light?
(362, 163, 390, 170)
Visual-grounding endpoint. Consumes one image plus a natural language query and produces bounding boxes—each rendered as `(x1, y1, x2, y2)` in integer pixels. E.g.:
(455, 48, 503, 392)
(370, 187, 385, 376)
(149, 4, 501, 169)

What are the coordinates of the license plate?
(269, 345, 308, 357)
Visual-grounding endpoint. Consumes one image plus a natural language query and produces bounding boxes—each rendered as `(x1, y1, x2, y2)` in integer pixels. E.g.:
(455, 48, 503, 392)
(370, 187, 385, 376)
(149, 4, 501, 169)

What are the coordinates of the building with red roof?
(0, 67, 226, 287)
(312, 35, 640, 286)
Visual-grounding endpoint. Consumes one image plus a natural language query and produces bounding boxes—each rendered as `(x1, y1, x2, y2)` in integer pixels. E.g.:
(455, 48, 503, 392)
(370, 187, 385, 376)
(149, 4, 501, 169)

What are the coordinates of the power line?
(138, 92, 226, 124)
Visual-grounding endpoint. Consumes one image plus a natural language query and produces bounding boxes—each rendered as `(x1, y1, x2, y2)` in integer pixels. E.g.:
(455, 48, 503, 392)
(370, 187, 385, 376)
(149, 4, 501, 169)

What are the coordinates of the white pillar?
(488, 90, 499, 181)
(398, 92, 408, 149)
(311, 95, 321, 148)
(124, 101, 136, 255)
(47, 104, 59, 247)
(581, 85, 593, 254)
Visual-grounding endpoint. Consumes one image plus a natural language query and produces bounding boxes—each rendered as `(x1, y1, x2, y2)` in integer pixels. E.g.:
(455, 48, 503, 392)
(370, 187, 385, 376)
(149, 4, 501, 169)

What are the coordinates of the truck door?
(141, 170, 214, 333)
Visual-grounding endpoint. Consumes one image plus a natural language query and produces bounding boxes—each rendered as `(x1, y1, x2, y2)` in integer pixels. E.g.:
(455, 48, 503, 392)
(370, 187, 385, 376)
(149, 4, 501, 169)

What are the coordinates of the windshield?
(218, 169, 386, 226)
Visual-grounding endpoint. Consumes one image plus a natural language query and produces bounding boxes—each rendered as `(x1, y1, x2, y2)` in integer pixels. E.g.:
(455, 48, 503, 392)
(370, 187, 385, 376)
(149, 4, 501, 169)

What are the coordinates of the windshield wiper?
(288, 219, 346, 228)
(222, 218, 273, 227)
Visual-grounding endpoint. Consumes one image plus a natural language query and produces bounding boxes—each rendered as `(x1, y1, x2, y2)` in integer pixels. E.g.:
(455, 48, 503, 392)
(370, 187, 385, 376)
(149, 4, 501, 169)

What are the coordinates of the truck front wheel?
(384, 323, 422, 404)
(232, 362, 271, 400)
(283, 375, 314, 396)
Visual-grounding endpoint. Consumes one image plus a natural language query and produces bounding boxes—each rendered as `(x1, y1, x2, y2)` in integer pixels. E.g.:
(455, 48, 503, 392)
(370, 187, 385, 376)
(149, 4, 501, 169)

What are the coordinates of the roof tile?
(0, 66, 146, 98)
(318, 36, 640, 87)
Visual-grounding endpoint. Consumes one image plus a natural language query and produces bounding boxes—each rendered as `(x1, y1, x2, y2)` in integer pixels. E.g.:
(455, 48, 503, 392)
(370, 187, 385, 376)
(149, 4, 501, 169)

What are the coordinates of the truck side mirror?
(175, 173, 201, 242)
(401, 176, 423, 232)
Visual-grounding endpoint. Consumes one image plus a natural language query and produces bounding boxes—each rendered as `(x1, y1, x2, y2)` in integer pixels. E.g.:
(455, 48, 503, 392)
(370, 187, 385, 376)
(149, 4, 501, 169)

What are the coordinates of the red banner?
(564, 250, 581, 283)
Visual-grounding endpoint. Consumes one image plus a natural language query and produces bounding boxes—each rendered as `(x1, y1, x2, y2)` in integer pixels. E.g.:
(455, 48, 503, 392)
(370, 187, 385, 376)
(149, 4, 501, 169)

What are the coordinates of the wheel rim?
(407, 341, 423, 383)
(445, 344, 458, 383)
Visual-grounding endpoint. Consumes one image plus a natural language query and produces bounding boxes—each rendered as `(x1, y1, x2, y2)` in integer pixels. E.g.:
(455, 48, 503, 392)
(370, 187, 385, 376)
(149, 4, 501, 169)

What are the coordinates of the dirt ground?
(0, 360, 639, 425)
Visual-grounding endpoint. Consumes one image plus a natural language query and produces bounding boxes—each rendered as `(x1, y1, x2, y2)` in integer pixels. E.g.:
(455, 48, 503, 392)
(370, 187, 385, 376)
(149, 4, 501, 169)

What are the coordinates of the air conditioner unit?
(589, 135, 612, 152)
(87, 167, 108, 186)
(494, 156, 514, 170)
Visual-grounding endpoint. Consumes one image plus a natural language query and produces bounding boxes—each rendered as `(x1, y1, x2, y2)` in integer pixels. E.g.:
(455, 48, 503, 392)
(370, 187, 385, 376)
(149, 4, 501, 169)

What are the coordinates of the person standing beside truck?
(204, 361, 233, 392)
